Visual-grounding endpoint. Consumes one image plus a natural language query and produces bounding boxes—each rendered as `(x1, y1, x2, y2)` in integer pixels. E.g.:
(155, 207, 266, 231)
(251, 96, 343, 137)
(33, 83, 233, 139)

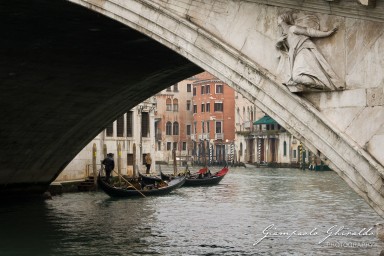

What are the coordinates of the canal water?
(0, 167, 383, 256)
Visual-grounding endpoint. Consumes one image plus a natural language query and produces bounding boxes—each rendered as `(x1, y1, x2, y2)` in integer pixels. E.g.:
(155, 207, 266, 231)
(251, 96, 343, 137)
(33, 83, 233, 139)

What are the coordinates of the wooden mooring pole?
(92, 143, 97, 186)
(133, 143, 137, 177)
(118, 142, 122, 184)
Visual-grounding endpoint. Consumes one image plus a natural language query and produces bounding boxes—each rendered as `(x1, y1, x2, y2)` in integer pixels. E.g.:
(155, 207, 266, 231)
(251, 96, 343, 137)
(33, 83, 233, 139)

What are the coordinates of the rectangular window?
(157, 141, 161, 151)
(206, 84, 210, 94)
(166, 86, 172, 92)
(186, 100, 191, 111)
(173, 142, 177, 150)
(201, 86, 205, 95)
(167, 142, 172, 151)
(141, 154, 147, 165)
(214, 102, 224, 112)
(206, 103, 210, 112)
(215, 84, 223, 94)
(117, 115, 124, 137)
(202, 121, 205, 133)
(193, 87, 196, 96)
(186, 125, 191, 135)
(293, 149, 297, 158)
(215, 121, 222, 134)
(194, 122, 197, 134)
(127, 154, 134, 165)
(201, 103, 205, 112)
(141, 112, 149, 137)
(187, 84, 191, 92)
(182, 142, 187, 151)
(193, 104, 197, 113)
(206, 121, 210, 133)
(173, 84, 178, 92)
(106, 122, 113, 137)
(126, 111, 133, 137)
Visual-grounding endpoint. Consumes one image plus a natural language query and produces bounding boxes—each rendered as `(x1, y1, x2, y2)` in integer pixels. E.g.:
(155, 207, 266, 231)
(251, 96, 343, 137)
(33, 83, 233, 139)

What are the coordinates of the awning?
(253, 115, 277, 125)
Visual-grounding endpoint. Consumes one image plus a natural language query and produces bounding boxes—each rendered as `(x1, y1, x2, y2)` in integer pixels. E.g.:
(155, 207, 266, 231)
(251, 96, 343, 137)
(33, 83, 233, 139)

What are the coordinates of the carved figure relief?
(276, 12, 344, 92)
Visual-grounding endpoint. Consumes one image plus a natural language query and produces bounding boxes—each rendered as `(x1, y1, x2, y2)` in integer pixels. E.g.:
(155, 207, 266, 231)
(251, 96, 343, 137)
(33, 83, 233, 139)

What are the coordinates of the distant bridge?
(1, 0, 384, 217)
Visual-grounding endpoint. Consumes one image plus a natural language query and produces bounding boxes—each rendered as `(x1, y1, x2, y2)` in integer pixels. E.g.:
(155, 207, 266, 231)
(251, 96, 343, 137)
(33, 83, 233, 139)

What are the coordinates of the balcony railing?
(244, 121, 251, 129)
(252, 130, 281, 136)
(215, 133, 224, 140)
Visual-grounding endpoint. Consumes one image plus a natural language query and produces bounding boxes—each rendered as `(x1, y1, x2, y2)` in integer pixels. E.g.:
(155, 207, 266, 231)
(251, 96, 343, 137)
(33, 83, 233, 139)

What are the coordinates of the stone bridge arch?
(68, 0, 384, 216)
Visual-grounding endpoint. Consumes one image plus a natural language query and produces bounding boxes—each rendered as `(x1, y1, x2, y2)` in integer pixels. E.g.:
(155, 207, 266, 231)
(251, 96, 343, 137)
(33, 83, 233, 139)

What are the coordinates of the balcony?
(203, 133, 210, 140)
(215, 133, 224, 140)
(252, 129, 281, 137)
(243, 121, 251, 129)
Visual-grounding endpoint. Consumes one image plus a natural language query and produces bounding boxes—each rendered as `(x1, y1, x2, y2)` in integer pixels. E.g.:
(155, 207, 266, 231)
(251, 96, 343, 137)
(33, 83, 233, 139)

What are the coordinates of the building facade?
(190, 72, 236, 165)
(234, 91, 264, 164)
(153, 77, 196, 165)
(252, 115, 313, 167)
(55, 99, 156, 182)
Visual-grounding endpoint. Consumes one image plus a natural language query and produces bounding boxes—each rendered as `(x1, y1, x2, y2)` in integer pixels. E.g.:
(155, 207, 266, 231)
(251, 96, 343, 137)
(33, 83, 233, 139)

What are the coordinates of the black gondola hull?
(162, 167, 229, 187)
(183, 174, 226, 186)
(97, 175, 186, 198)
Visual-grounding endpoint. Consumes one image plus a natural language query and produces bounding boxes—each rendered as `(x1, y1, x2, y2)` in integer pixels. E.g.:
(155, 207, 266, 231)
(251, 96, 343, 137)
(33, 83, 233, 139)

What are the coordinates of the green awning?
(253, 115, 277, 125)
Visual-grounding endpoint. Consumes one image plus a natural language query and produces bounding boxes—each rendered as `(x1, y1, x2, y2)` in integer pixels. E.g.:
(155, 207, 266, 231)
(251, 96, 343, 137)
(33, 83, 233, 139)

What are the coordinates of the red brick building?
(192, 72, 236, 164)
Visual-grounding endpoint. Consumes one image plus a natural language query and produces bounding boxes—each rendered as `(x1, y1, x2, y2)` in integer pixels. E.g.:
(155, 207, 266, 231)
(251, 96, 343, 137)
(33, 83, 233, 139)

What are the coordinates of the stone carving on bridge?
(276, 12, 344, 93)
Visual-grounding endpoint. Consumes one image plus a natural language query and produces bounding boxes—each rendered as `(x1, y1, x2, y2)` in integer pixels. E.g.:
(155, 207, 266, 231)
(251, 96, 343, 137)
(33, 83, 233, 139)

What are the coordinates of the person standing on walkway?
(145, 153, 152, 174)
(102, 153, 115, 183)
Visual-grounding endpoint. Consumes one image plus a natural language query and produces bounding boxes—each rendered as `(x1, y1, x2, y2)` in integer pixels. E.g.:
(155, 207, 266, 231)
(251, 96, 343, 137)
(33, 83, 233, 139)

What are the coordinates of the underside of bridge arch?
(0, 0, 202, 196)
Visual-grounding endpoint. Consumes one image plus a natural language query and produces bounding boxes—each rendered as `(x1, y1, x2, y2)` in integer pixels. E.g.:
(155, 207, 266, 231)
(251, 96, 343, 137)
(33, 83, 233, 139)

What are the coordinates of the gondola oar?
(112, 170, 146, 198)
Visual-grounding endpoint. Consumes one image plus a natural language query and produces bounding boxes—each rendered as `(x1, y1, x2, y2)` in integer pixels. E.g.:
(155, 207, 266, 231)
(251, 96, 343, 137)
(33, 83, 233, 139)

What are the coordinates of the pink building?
(154, 77, 196, 164)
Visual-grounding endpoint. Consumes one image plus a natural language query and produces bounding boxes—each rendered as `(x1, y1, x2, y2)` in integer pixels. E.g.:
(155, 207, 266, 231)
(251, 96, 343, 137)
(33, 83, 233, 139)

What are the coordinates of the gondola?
(97, 173, 186, 198)
(161, 166, 229, 187)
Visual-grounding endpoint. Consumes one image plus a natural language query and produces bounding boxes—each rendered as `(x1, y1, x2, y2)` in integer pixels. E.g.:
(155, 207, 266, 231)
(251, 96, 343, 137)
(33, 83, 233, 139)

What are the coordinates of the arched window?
(173, 122, 179, 135)
(166, 121, 172, 135)
(283, 141, 287, 156)
(166, 98, 172, 111)
(173, 98, 179, 112)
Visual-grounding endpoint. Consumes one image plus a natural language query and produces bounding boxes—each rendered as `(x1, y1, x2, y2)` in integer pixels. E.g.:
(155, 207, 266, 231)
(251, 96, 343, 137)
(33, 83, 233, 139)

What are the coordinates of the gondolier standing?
(102, 153, 115, 183)
(145, 153, 152, 174)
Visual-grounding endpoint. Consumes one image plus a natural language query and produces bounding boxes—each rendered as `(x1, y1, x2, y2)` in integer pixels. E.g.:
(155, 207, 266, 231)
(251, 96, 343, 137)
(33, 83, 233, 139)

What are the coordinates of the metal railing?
(215, 133, 224, 140)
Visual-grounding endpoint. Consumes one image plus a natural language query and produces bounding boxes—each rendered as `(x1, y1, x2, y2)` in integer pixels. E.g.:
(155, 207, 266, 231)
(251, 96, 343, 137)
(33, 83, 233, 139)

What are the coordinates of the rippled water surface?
(0, 167, 383, 255)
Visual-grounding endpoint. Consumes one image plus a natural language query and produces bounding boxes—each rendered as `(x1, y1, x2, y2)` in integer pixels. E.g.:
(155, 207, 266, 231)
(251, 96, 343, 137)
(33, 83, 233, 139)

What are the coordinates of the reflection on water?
(0, 167, 383, 255)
